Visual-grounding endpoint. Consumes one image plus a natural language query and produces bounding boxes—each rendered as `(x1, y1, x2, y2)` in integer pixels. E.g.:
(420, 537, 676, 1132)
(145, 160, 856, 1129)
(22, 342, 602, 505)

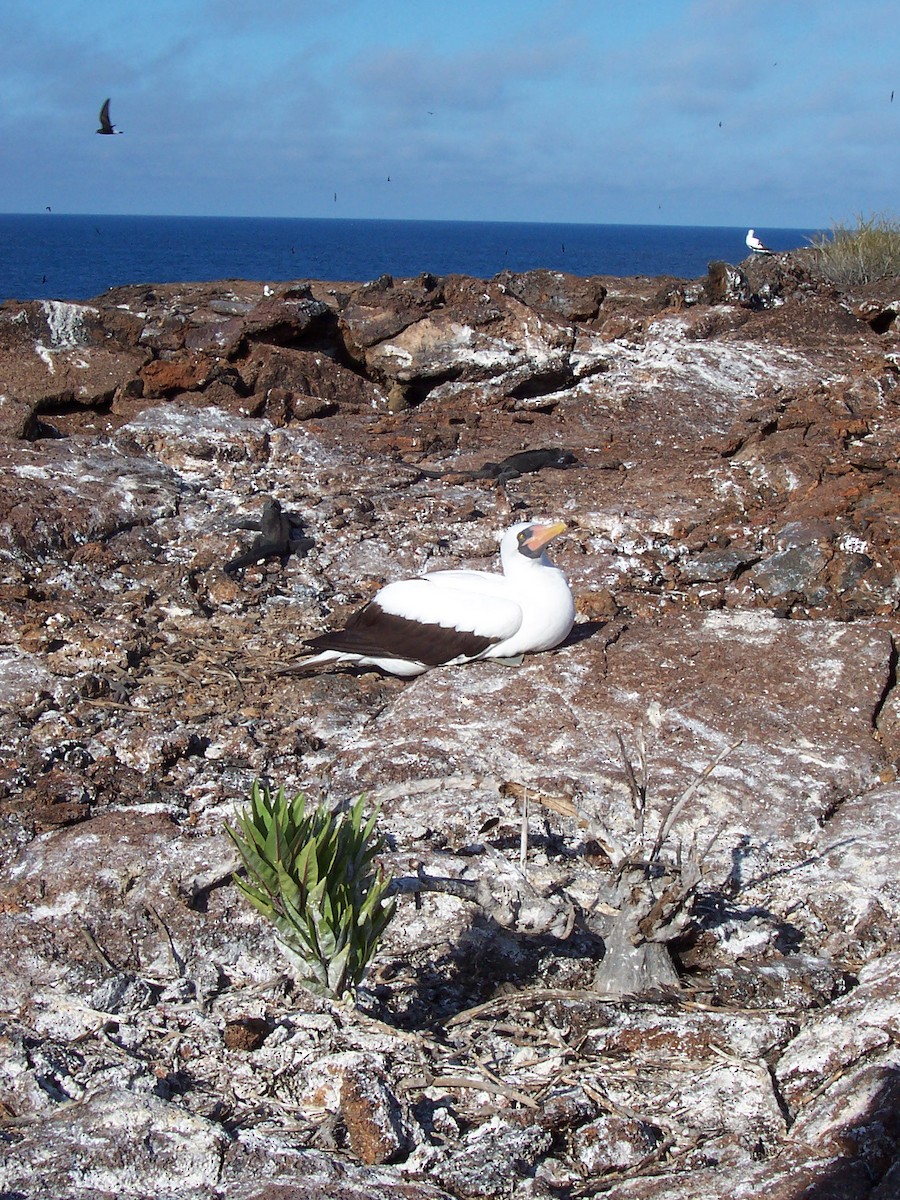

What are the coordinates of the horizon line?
(0, 210, 821, 234)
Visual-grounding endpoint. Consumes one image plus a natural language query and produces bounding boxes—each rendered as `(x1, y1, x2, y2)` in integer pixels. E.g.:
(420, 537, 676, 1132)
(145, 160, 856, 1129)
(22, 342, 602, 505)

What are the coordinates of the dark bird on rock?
(745, 228, 775, 255)
(296, 521, 575, 677)
(96, 98, 122, 135)
(224, 497, 311, 575)
(413, 447, 579, 487)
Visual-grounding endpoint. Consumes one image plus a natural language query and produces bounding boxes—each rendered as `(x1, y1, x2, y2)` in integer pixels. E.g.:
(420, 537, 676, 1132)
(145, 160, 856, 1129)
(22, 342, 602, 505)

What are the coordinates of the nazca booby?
(745, 228, 774, 255)
(300, 521, 575, 677)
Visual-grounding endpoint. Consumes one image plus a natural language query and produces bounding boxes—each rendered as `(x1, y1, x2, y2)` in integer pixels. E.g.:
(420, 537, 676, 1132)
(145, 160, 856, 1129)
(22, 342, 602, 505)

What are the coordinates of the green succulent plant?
(227, 783, 396, 999)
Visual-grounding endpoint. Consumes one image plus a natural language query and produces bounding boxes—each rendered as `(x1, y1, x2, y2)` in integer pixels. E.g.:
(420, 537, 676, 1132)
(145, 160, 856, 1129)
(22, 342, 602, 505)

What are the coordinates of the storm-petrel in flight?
(97, 99, 122, 135)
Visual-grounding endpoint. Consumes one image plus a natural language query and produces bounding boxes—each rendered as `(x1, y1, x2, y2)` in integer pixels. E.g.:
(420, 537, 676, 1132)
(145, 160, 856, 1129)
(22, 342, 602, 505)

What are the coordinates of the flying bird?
(96, 98, 122, 135)
(295, 521, 575, 677)
(745, 228, 775, 255)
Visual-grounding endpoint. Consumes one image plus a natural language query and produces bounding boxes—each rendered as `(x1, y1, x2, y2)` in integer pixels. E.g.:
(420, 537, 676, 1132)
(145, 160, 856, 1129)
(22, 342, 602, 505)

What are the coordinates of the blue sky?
(2, 0, 898, 227)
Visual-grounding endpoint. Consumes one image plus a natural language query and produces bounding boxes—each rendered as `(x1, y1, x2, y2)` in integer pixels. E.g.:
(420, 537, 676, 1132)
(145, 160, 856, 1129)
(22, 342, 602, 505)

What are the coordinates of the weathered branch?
(390, 855, 576, 939)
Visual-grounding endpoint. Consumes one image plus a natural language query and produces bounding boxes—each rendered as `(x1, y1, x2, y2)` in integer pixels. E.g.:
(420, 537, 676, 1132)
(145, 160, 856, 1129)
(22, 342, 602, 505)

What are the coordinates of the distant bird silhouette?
(746, 228, 775, 255)
(45, 206, 51, 213)
(892, 90, 895, 103)
(96, 98, 122, 135)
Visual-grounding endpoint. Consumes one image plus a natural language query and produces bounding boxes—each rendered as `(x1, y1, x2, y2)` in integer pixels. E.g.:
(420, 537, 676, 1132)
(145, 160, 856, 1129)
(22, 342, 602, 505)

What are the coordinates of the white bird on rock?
(745, 228, 774, 255)
(298, 521, 576, 677)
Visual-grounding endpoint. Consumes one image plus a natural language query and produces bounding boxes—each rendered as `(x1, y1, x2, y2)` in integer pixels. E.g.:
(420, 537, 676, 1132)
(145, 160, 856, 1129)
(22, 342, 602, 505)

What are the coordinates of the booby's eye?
(517, 527, 533, 544)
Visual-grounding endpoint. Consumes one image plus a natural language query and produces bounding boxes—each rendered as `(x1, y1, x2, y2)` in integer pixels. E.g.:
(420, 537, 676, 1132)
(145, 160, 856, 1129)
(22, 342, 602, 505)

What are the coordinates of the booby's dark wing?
(304, 580, 521, 667)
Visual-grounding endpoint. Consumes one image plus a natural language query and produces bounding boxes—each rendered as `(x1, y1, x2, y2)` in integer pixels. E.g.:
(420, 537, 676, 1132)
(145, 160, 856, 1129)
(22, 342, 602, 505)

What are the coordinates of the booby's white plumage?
(301, 521, 575, 677)
(745, 228, 774, 254)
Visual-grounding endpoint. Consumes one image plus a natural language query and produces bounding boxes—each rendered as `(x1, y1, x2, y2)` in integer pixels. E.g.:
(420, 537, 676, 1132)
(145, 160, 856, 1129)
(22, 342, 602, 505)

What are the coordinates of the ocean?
(0, 213, 815, 305)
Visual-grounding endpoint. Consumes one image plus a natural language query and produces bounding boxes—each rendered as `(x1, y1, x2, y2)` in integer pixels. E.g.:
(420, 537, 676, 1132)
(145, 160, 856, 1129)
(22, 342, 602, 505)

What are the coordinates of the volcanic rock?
(0, 298, 149, 415)
(2, 262, 900, 1198)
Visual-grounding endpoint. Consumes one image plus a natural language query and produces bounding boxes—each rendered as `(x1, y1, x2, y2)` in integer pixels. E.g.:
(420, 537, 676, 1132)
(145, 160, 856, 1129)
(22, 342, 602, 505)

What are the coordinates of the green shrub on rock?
(227, 783, 395, 999)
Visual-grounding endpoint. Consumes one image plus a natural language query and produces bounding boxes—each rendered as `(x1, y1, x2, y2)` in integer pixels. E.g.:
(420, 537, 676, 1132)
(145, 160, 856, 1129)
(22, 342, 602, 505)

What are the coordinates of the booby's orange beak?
(524, 520, 567, 553)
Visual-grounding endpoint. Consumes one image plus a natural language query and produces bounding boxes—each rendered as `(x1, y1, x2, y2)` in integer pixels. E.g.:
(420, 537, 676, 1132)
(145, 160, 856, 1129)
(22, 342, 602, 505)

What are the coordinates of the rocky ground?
(2, 252, 900, 1198)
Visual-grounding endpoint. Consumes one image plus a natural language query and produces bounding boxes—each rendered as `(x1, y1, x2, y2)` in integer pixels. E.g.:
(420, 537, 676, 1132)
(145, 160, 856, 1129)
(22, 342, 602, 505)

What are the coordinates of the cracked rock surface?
(3, 255, 900, 1197)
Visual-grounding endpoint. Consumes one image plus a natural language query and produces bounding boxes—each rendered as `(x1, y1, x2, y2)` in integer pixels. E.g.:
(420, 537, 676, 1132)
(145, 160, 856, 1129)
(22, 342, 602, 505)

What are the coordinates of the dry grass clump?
(809, 212, 900, 284)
